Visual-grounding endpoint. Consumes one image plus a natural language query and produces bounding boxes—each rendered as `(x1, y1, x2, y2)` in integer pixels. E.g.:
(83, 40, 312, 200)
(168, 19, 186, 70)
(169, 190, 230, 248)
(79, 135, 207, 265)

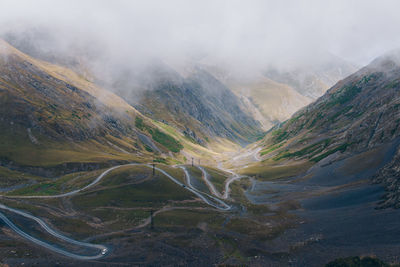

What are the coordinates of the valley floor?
(0, 142, 400, 266)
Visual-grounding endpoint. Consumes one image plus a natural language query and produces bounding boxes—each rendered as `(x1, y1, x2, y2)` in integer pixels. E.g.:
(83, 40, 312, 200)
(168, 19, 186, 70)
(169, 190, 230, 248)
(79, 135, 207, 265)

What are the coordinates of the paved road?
(0, 204, 107, 260)
(5, 163, 232, 210)
(0, 162, 235, 260)
(216, 162, 247, 199)
(197, 166, 223, 198)
(5, 164, 125, 199)
(231, 146, 262, 163)
(0, 161, 245, 260)
(177, 166, 231, 210)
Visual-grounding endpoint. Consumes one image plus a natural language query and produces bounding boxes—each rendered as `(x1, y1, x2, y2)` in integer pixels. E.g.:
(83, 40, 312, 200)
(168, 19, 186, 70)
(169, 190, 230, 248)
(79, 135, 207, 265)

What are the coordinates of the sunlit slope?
(110, 63, 265, 146)
(254, 52, 400, 167)
(189, 55, 354, 131)
(0, 40, 187, 170)
(0, 39, 135, 112)
(227, 76, 311, 130)
(187, 62, 311, 131)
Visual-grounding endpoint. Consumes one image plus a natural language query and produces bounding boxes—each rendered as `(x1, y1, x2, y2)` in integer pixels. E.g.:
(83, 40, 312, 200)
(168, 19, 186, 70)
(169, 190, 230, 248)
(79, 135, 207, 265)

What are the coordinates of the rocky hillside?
(258, 51, 400, 206)
(0, 40, 186, 173)
(108, 63, 265, 146)
(224, 75, 311, 130)
(3, 31, 353, 140)
(187, 57, 354, 131)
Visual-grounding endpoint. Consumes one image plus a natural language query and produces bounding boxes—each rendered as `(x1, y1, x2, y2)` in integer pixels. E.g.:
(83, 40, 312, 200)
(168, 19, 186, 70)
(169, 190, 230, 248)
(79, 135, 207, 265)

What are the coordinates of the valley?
(0, 28, 400, 267)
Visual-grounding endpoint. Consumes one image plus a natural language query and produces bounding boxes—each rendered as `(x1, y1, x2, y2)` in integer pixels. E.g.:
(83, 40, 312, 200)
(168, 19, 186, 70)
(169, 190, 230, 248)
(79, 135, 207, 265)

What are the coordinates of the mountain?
(264, 54, 357, 99)
(0, 40, 189, 175)
(105, 62, 265, 146)
(183, 56, 355, 131)
(222, 74, 312, 130)
(2, 32, 354, 137)
(2, 31, 265, 146)
(255, 51, 400, 207)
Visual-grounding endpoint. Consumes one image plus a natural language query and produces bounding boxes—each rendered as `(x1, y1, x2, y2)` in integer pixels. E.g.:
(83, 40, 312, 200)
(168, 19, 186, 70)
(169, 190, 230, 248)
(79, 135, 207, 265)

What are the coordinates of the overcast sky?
(1, 0, 400, 69)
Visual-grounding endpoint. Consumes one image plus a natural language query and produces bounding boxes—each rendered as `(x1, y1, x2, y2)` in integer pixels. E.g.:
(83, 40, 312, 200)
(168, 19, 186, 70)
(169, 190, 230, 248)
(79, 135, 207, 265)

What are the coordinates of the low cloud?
(1, 0, 400, 74)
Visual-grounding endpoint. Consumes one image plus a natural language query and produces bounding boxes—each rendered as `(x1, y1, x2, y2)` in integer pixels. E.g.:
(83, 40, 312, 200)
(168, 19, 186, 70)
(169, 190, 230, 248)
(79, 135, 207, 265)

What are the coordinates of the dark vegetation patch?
(72, 170, 194, 210)
(135, 116, 183, 152)
(260, 142, 285, 156)
(239, 162, 312, 180)
(311, 143, 350, 162)
(271, 129, 289, 143)
(273, 139, 331, 161)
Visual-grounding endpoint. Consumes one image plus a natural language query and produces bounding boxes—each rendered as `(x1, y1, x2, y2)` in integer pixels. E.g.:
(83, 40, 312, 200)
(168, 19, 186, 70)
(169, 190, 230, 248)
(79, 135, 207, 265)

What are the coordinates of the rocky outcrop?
(374, 144, 400, 208)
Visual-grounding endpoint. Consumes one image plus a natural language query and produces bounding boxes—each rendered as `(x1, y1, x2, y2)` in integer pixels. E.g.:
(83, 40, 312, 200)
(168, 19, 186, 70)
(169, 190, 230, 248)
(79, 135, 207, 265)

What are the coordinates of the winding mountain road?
(0, 162, 238, 260)
(6, 164, 126, 199)
(0, 204, 107, 260)
(216, 162, 247, 199)
(177, 166, 231, 210)
(197, 166, 223, 198)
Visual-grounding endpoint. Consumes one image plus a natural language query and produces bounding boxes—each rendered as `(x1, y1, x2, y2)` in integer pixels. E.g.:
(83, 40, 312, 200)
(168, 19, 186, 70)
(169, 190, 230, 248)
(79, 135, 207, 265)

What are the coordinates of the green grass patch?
(72, 171, 196, 210)
(153, 157, 167, 164)
(149, 128, 183, 152)
(260, 142, 285, 156)
(272, 129, 290, 143)
(274, 139, 331, 161)
(311, 143, 349, 162)
(204, 167, 229, 193)
(135, 116, 183, 152)
(7, 170, 103, 196)
(0, 167, 44, 187)
(186, 166, 211, 194)
(156, 165, 186, 184)
(329, 105, 353, 122)
(239, 162, 312, 180)
(134, 116, 148, 131)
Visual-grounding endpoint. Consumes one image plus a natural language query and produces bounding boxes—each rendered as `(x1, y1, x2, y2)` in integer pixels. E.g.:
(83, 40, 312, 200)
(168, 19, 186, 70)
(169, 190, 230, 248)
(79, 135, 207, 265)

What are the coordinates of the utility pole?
(152, 163, 155, 176)
(150, 210, 154, 230)
(192, 157, 194, 167)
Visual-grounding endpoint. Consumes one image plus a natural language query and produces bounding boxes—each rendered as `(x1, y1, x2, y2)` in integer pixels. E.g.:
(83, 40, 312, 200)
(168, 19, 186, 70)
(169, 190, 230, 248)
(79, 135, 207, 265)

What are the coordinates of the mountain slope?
(260, 52, 400, 160)
(187, 57, 353, 131)
(108, 63, 264, 146)
(3, 32, 353, 137)
(252, 51, 400, 207)
(0, 40, 188, 174)
(264, 54, 357, 99)
(225, 75, 311, 130)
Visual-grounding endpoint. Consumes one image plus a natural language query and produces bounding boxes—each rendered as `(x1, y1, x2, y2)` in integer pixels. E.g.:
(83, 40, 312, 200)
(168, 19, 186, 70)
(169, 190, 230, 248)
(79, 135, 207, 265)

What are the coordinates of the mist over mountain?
(3, 0, 397, 135)
(2, 0, 400, 83)
(2, 1, 400, 266)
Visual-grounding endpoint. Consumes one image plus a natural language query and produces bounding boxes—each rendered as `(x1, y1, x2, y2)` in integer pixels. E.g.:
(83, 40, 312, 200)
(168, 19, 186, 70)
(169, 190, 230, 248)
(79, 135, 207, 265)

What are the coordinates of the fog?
(1, 0, 400, 74)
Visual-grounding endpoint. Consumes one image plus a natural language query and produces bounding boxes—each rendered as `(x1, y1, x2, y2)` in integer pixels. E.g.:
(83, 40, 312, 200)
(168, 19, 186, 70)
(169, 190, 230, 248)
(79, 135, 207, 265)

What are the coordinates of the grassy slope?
(228, 76, 311, 128)
(239, 160, 313, 180)
(0, 166, 44, 187)
(6, 169, 104, 196)
(0, 39, 193, 172)
(252, 56, 400, 177)
(0, 39, 136, 114)
(153, 120, 239, 165)
(203, 166, 230, 193)
(184, 166, 210, 194)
